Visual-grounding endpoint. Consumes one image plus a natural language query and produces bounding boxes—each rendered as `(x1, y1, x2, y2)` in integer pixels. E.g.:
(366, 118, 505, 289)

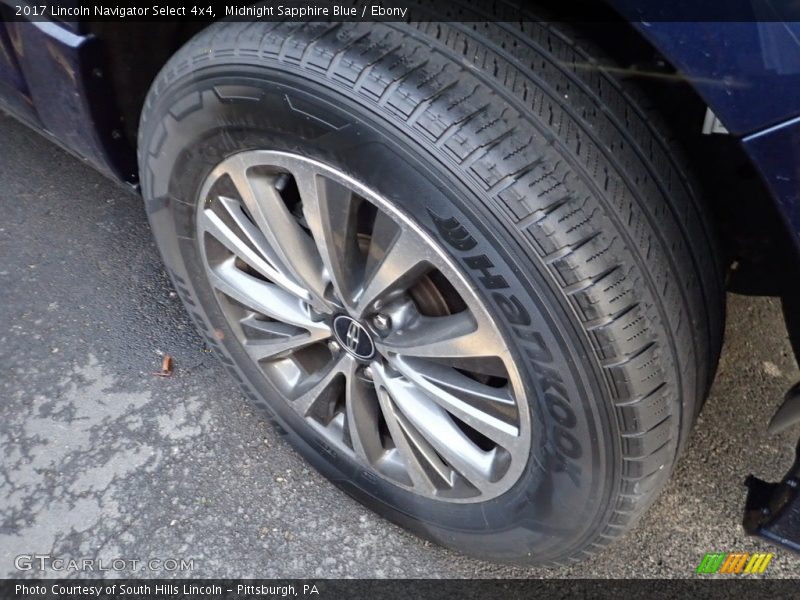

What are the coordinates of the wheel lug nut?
(372, 314, 391, 332)
(307, 305, 326, 321)
(362, 365, 374, 380)
(328, 340, 341, 353)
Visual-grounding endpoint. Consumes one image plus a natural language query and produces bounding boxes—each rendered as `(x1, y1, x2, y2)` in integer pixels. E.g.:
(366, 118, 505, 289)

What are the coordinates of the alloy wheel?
(196, 151, 531, 502)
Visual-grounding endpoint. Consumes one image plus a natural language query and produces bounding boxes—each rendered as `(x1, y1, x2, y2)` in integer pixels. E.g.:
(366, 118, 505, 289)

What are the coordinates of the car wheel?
(138, 19, 724, 564)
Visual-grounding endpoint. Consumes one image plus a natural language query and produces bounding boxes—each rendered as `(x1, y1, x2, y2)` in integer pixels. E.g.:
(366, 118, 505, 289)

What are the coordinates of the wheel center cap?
(332, 315, 375, 360)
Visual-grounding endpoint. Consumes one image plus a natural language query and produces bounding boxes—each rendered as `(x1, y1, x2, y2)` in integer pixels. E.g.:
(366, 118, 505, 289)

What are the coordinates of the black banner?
(2, 579, 800, 600)
(3, 0, 800, 23)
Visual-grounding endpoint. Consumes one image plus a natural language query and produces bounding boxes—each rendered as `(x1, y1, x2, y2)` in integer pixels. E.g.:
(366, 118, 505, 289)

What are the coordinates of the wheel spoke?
(354, 211, 430, 315)
(388, 356, 519, 448)
(298, 172, 364, 311)
(209, 257, 330, 339)
(374, 385, 443, 494)
(371, 363, 498, 491)
(343, 359, 382, 462)
(200, 197, 309, 301)
(376, 311, 505, 359)
(223, 156, 328, 309)
(239, 314, 323, 361)
(291, 353, 353, 416)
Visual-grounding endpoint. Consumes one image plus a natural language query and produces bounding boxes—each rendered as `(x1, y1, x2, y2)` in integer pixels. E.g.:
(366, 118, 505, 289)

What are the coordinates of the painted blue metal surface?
(0, 18, 135, 179)
(622, 16, 800, 253)
(630, 21, 800, 136)
(0, 21, 37, 123)
(0, 23, 26, 94)
(743, 117, 800, 252)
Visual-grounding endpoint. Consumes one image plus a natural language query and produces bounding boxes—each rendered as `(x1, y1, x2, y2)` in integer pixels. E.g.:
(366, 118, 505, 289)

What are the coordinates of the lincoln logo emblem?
(332, 315, 375, 360)
(346, 320, 362, 352)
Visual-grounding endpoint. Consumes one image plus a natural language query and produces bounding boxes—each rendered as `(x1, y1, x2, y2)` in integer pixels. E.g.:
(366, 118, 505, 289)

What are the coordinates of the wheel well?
(94, 16, 795, 297)
(85, 21, 207, 152)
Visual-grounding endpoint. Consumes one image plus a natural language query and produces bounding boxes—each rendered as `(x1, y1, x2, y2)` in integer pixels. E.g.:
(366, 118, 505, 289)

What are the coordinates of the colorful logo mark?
(696, 552, 774, 575)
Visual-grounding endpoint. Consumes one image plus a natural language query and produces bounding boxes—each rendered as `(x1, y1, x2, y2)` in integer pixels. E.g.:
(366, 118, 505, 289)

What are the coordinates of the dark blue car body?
(1, 5, 799, 257)
(632, 20, 800, 259)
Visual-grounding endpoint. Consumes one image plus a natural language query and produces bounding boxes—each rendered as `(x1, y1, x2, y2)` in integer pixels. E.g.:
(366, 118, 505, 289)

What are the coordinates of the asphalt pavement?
(2, 111, 800, 578)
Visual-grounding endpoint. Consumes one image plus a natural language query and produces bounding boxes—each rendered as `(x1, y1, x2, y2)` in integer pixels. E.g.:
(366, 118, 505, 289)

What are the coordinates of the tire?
(138, 16, 724, 565)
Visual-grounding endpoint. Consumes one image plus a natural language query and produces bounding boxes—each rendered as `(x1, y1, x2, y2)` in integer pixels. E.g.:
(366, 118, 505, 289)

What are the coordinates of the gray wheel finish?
(196, 150, 531, 502)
